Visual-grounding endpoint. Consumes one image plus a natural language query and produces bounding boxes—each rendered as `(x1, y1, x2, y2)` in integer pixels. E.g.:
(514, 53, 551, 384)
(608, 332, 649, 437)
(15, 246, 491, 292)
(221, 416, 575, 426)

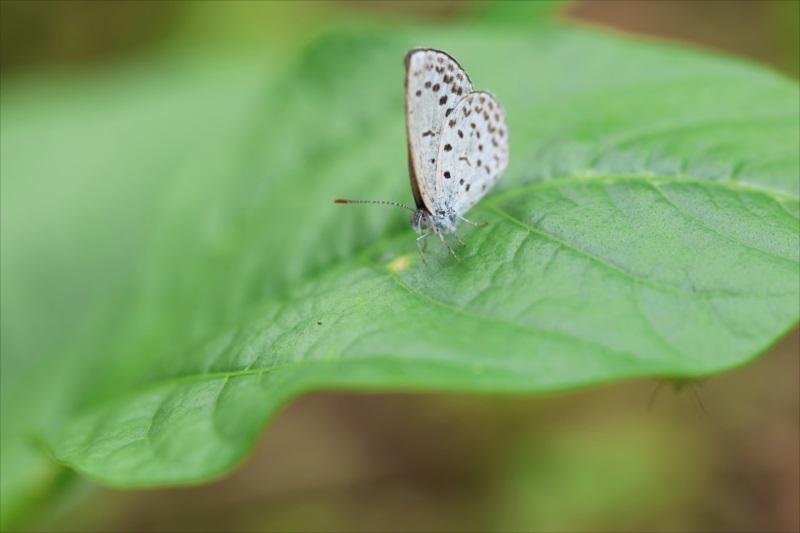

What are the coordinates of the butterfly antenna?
(335, 199, 416, 212)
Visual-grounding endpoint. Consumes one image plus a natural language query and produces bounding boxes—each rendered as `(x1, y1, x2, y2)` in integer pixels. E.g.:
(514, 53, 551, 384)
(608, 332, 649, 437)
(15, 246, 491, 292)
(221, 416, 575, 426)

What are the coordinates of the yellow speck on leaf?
(388, 255, 412, 271)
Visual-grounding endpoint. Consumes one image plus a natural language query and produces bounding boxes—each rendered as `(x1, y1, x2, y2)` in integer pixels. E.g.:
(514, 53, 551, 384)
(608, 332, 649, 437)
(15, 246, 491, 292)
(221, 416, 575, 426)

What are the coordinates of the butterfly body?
(411, 207, 456, 234)
(336, 48, 508, 263)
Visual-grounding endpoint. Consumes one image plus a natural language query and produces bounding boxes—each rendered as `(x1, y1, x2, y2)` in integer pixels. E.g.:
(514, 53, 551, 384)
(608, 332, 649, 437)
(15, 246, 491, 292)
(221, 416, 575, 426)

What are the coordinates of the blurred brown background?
(2, 1, 799, 77)
(2, 1, 798, 531)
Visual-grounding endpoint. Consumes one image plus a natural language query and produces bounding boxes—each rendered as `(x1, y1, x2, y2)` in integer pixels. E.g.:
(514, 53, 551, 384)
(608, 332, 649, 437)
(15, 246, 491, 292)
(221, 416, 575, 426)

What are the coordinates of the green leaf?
(470, 0, 562, 26)
(2, 21, 798, 503)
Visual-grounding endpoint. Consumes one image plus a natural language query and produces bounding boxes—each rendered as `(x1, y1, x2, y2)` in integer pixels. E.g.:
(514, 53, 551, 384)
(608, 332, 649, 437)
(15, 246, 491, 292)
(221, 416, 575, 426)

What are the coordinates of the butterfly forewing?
(405, 49, 474, 212)
(434, 91, 509, 214)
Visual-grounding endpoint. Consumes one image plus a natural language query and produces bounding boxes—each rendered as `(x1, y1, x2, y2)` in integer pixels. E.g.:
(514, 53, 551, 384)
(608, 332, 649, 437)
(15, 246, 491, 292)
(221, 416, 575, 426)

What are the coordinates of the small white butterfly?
(336, 48, 509, 263)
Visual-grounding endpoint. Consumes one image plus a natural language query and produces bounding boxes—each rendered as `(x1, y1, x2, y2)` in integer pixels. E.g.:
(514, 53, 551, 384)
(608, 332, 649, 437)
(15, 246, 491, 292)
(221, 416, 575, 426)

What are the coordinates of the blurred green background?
(1, 1, 798, 531)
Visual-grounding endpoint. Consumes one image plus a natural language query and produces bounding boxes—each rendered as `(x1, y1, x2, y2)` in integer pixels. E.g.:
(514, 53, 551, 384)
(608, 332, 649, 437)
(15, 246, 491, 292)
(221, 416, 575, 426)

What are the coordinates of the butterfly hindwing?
(433, 91, 509, 215)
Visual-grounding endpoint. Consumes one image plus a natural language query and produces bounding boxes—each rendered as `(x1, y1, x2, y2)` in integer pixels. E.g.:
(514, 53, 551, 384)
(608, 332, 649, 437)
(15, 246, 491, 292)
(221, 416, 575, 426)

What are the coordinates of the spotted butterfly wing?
(433, 91, 509, 215)
(404, 49, 474, 213)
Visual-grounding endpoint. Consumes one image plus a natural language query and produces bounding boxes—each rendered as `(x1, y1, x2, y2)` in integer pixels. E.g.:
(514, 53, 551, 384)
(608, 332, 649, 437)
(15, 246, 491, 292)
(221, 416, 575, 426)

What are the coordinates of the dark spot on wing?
(425, 81, 431, 88)
(422, 130, 434, 137)
(459, 178, 465, 185)
(466, 184, 471, 191)
(484, 165, 490, 174)
(470, 122, 476, 129)
(432, 83, 440, 92)
(477, 159, 482, 167)
(443, 75, 453, 84)
(445, 108, 453, 117)
(439, 95, 448, 105)
(415, 90, 421, 97)
(444, 171, 451, 179)
(478, 144, 483, 151)
(457, 129, 463, 138)
(444, 144, 452, 151)
(448, 119, 456, 128)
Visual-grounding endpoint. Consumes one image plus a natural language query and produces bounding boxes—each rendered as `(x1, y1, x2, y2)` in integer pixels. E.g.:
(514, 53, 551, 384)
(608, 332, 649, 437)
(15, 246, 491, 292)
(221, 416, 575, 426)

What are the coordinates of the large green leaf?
(2, 18, 798, 512)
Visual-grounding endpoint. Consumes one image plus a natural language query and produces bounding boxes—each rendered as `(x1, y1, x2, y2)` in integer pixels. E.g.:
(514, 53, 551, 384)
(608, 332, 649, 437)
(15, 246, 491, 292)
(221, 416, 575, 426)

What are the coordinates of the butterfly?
(336, 48, 509, 263)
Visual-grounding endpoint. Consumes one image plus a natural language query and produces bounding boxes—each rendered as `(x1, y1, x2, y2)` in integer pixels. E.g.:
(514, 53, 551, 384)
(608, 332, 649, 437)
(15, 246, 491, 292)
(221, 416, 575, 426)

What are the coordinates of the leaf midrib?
(488, 174, 800, 204)
(490, 184, 796, 266)
(355, 173, 798, 273)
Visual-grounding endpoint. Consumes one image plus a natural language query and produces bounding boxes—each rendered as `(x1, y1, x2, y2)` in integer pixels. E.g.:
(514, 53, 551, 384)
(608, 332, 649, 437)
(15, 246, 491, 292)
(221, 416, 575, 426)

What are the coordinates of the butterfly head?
(410, 209, 432, 234)
(411, 208, 457, 234)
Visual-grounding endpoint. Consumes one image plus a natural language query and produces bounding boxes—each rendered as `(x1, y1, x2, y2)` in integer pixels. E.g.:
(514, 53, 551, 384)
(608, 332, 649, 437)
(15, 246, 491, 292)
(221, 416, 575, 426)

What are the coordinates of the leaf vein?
(649, 182, 799, 263)
(485, 204, 725, 297)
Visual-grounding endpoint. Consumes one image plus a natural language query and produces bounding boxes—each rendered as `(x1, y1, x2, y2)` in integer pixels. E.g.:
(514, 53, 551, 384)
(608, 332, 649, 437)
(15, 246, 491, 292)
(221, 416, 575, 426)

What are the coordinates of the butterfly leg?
(437, 230, 461, 263)
(459, 216, 489, 227)
(646, 381, 667, 413)
(688, 384, 708, 416)
(416, 233, 430, 264)
(443, 226, 466, 246)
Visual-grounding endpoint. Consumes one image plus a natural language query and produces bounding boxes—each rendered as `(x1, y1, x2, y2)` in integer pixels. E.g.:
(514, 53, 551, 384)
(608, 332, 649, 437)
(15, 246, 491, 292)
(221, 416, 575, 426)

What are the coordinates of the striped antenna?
(334, 199, 416, 212)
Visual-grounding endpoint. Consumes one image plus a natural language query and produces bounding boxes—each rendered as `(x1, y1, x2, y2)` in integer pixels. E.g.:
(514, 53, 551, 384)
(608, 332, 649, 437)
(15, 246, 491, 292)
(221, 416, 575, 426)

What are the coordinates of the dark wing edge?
(404, 49, 426, 211)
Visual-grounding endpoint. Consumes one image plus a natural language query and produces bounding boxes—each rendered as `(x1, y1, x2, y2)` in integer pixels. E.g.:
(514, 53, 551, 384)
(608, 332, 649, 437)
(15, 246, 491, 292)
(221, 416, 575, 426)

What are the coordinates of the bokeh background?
(1, 1, 798, 531)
